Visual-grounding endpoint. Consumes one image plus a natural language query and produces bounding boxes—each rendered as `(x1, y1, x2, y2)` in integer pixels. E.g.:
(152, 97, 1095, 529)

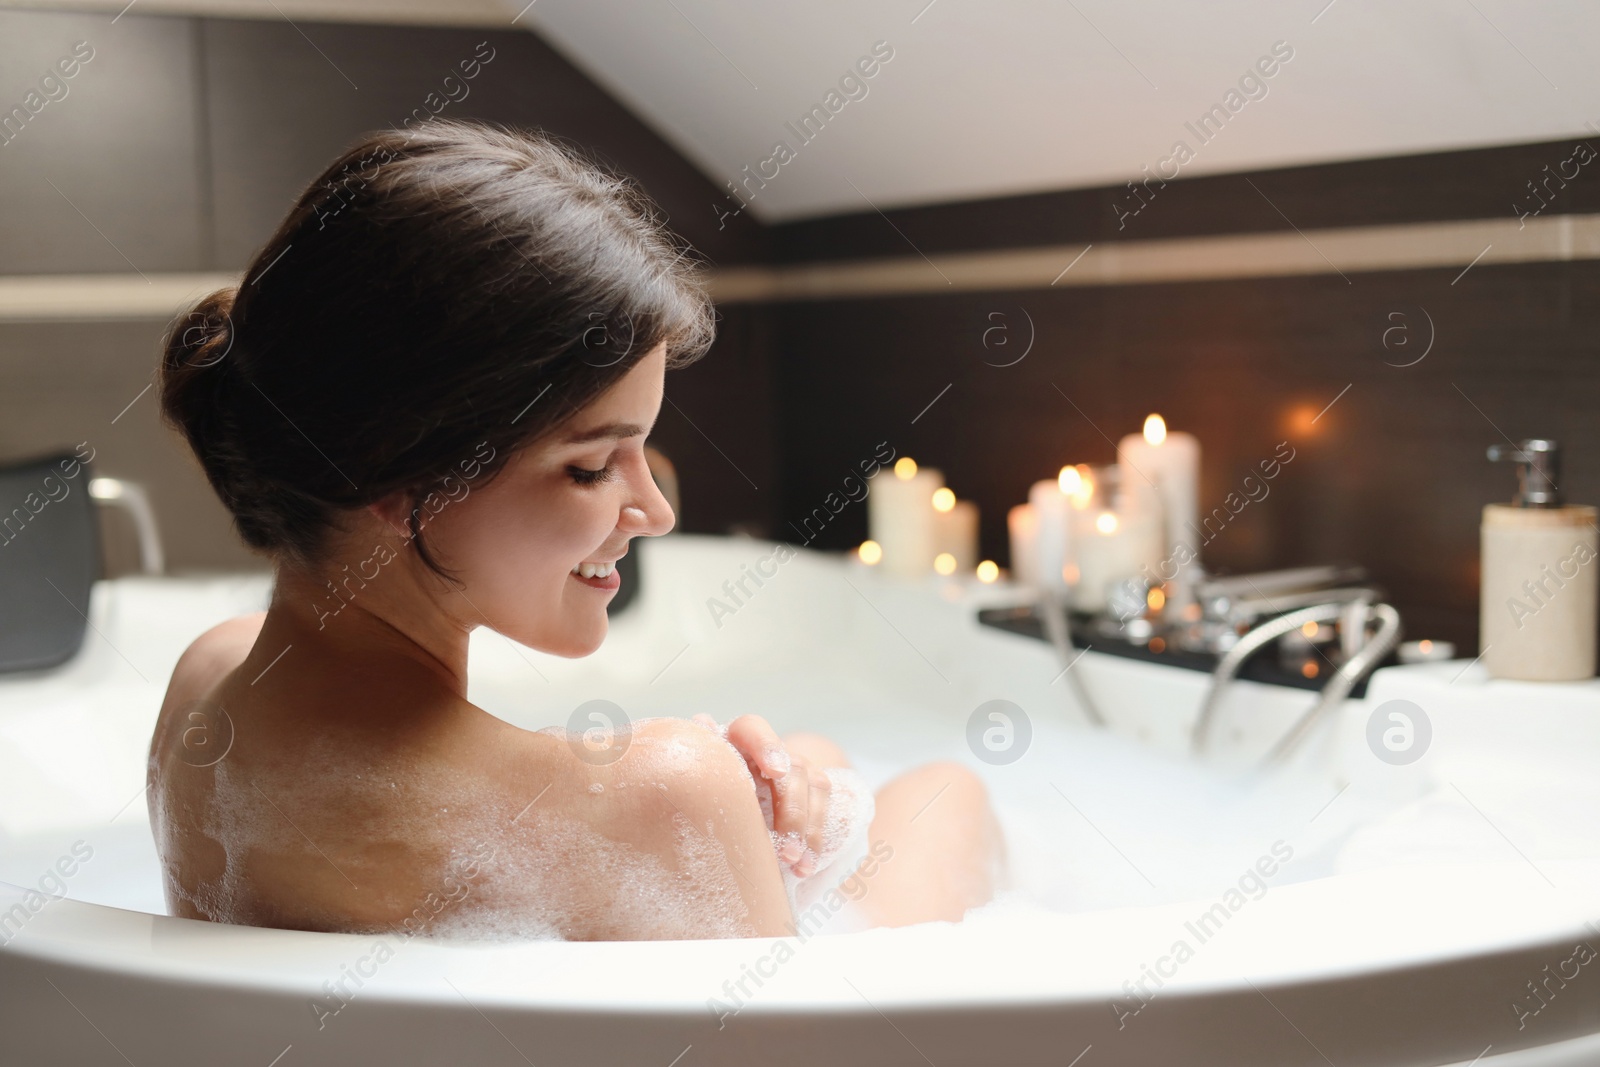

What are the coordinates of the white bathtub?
(2, 533, 1599, 1066)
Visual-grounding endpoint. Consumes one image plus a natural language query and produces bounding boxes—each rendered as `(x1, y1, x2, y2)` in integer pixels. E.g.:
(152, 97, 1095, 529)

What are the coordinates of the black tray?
(976, 603, 1394, 697)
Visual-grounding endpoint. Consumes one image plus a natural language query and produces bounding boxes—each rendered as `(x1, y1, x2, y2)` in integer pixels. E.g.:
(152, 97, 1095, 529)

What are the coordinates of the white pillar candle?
(932, 493, 979, 572)
(867, 458, 943, 577)
(1007, 503, 1038, 586)
(1117, 414, 1200, 566)
(1072, 507, 1165, 612)
(1029, 471, 1077, 596)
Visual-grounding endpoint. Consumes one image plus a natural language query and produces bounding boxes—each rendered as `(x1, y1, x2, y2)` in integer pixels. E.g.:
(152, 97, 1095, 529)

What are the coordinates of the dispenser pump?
(1487, 438, 1563, 508)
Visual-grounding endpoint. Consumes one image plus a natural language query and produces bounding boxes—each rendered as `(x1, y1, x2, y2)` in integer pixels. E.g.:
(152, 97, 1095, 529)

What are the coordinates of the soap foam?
(752, 765, 876, 928)
(154, 718, 767, 942)
(419, 805, 750, 942)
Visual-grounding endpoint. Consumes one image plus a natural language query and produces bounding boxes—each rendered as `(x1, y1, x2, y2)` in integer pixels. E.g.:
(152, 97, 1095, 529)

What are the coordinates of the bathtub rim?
(3, 854, 1596, 1016)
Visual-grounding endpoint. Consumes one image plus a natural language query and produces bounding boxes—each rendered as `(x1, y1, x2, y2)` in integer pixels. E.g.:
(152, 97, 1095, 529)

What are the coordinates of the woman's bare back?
(148, 615, 795, 941)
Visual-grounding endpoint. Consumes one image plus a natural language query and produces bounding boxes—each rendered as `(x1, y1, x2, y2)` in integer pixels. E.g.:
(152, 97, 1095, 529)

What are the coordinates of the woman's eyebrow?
(562, 421, 648, 444)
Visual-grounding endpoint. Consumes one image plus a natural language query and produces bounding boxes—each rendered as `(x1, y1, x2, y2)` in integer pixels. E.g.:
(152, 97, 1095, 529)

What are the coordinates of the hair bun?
(159, 286, 248, 521)
(168, 286, 237, 370)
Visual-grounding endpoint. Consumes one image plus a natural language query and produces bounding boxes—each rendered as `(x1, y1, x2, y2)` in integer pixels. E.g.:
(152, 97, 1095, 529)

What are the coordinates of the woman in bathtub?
(147, 119, 1004, 941)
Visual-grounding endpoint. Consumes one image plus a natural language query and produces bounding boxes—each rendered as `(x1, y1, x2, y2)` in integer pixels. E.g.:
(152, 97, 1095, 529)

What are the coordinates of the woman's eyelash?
(568, 463, 615, 486)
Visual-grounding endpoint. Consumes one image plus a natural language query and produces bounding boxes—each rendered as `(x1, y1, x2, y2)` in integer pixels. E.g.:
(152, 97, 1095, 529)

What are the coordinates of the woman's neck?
(264, 561, 473, 698)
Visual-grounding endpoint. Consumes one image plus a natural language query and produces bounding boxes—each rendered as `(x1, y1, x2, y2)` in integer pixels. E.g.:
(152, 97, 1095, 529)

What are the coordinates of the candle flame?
(858, 540, 883, 565)
(1095, 512, 1118, 534)
(1418, 639, 1433, 653)
(1075, 465, 1095, 506)
(931, 487, 956, 512)
(894, 457, 918, 480)
(933, 552, 957, 575)
(1057, 466, 1082, 495)
(976, 560, 999, 583)
(1143, 414, 1167, 446)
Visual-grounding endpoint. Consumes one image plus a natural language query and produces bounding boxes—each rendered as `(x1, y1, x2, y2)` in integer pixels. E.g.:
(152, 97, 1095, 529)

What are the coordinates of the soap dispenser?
(1480, 439, 1597, 681)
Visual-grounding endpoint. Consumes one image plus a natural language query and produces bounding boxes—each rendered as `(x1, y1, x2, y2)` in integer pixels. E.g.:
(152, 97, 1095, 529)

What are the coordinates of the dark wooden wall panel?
(0, 10, 204, 273)
(770, 260, 1600, 650)
(648, 302, 778, 538)
(770, 136, 1600, 261)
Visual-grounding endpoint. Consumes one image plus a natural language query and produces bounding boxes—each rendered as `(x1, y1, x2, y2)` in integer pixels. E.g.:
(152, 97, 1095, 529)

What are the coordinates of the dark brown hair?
(160, 118, 714, 578)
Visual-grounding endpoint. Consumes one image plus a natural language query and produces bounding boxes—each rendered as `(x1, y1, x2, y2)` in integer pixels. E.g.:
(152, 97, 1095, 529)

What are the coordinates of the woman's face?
(422, 344, 675, 657)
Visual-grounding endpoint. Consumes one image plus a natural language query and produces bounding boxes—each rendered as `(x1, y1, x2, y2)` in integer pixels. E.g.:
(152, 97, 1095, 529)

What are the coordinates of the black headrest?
(0, 450, 98, 673)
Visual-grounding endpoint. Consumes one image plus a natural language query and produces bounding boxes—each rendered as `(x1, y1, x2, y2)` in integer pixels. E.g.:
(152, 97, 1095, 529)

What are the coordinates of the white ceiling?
(516, 0, 1600, 221)
(14, 0, 1600, 223)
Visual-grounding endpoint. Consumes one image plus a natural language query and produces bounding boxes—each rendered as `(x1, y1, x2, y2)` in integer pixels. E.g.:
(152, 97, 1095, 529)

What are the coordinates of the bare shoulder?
(624, 717, 771, 821)
(510, 716, 794, 938)
(163, 611, 267, 712)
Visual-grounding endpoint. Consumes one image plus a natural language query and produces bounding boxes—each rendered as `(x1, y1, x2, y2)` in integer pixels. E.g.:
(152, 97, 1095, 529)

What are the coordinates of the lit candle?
(1007, 504, 1038, 586)
(867, 457, 943, 577)
(1071, 505, 1164, 613)
(1029, 466, 1086, 597)
(1117, 414, 1200, 569)
(1398, 639, 1456, 664)
(931, 488, 979, 572)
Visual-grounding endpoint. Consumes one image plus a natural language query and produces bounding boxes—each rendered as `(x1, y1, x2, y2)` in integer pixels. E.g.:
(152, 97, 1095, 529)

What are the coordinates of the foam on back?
(159, 717, 761, 942)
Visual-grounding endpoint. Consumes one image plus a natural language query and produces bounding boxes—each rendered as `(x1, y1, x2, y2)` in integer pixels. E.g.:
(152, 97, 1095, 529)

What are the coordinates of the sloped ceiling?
(14, 0, 1598, 222)
(522, 0, 1599, 221)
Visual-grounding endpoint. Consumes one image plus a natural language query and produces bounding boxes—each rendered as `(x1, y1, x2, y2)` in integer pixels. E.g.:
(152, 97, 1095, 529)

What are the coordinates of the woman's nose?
(621, 467, 675, 537)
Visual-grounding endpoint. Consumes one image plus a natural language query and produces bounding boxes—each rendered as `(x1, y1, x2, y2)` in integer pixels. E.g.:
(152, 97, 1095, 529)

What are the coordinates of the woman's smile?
(570, 561, 621, 590)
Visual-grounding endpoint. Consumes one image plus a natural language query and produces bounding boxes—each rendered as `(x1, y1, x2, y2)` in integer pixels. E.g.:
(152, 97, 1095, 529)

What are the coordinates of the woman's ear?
(367, 490, 416, 539)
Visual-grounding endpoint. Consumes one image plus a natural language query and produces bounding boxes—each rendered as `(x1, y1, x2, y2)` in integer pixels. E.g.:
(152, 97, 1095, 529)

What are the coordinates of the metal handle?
(1191, 601, 1350, 755)
(89, 477, 165, 575)
(1192, 598, 1403, 764)
(1036, 590, 1106, 728)
(1265, 602, 1401, 763)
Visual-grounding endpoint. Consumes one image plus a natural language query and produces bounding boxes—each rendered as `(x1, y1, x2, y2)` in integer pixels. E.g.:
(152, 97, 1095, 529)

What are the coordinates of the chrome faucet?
(1190, 589, 1402, 763)
(1035, 588, 1107, 727)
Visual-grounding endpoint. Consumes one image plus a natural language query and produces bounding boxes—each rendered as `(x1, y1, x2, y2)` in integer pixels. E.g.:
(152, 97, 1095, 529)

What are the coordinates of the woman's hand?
(692, 713, 830, 877)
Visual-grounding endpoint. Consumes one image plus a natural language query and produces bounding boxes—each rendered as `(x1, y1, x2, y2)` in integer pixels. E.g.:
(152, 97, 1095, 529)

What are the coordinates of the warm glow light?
(1063, 563, 1079, 584)
(933, 552, 957, 575)
(1057, 465, 1082, 495)
(1287, 403, 1322, 437)
(931, 487, 956, 512)
(894, 457, 918, 479)
(1302, 661, 1319, 679)
(1095, 511, 1119, 534)
(1301, 621, 1320, 638)
(1418, 639, 1433, 653)
(858, 540, 883, 565)
(1143, 413, 1167, 446)
(1067, 464, 1095, 507)
(1148, 637, 1167, 654)
(976, 560, 999, 583)
(1147, 586, 1166, 612)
